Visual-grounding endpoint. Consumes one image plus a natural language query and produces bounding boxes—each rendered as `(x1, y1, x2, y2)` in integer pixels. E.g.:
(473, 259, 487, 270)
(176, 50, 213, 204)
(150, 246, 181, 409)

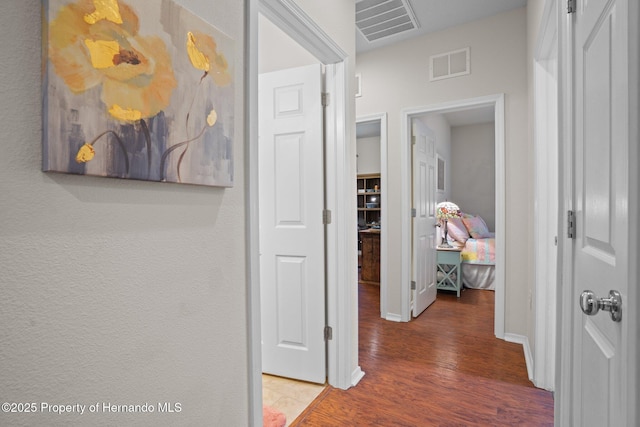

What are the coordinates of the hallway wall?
(356, 8, 531, 337)
(0, 1, 249, 425)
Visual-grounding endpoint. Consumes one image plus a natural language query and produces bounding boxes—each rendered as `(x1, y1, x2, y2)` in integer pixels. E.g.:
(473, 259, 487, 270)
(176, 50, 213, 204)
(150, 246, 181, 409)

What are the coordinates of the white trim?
(247, 0, 354, 424)
(245, 2, 261, 426)
(324, 60, 358, 391)
(556, 3, 574, 425)
(351, 366, 365, 387)
(400, 94, 505, 340)
(385, 313, 402, 322)
(504, 333, 534, 382)
(356, 113, 388, 319)
(532, 0, 559, 393)
(626, 4, 639, 425)
(258, 0, 346, 64)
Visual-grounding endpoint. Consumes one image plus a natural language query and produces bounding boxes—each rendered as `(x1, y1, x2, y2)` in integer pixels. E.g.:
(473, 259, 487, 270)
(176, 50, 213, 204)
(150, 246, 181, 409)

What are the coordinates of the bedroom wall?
(356, 136, 381, 174)
(0, 1, 249, 426)
(451, 122, 496, 230)
(356, 7, 531, 337)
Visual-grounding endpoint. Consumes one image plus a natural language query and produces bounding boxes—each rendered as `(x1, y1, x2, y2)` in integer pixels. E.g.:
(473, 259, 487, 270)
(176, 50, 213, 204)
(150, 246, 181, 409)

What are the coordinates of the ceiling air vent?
(356, 0, 420, 43)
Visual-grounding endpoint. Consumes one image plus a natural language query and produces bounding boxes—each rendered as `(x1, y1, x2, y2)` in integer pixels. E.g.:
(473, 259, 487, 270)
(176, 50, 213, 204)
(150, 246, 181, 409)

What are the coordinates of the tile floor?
(262, 374, 326, 426)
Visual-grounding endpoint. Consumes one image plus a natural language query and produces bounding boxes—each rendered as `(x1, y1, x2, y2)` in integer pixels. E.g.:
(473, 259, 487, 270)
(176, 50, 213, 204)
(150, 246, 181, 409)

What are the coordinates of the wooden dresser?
(359, 229, 380, 285)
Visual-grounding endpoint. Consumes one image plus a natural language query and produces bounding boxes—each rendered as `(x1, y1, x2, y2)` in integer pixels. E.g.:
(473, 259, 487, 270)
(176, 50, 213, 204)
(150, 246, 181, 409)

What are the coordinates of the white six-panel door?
(571, 0, 633, 424)
(412, 120, 437, 317)
(259, 64, 326, 384)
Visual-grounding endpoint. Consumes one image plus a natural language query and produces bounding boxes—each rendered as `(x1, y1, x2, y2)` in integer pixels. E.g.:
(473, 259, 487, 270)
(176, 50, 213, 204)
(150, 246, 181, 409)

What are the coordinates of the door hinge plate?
(411, 208, 417, 218)
(324, 326, 333, 341)
(568, 0, 576, 13)
(567, 210, 576, 239)
(411, 280, 416, 290)
(323, 209, 332, 225)
(322, 92, 330, 107)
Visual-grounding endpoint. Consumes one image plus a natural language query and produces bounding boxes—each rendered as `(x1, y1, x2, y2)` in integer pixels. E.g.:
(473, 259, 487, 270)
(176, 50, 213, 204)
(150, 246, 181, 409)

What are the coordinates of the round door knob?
(579, 290, 599, 315)
(579, 290, 622, 322)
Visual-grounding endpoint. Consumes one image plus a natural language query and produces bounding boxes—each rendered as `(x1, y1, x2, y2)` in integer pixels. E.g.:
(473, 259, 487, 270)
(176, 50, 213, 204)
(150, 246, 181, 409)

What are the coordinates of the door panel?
(572, 0, 629, 424)
(412, 120, 437, 317)
(259, 64, 326, 384)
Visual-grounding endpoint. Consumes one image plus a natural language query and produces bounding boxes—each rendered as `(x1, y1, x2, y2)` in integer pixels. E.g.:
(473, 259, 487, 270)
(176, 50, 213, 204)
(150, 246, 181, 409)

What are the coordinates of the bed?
(444, 214, 496, 290)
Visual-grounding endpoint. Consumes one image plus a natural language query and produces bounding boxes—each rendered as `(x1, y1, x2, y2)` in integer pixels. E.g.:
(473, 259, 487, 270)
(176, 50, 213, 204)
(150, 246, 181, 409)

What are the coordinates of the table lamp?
(436, 201, 460, 248)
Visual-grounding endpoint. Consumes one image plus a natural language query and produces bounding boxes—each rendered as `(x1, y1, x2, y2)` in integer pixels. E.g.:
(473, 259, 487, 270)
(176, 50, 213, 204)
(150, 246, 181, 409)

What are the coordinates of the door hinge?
(411, 135, 417, 145)
(323, 209, 332, 225)
(411, 208, 417, 218)
(567, 0, 576, 13)
(567, 210, 576, 239)
(411, 280, 416, 290)
(324, 326, 333, 341)
(321, 92, 330, 107)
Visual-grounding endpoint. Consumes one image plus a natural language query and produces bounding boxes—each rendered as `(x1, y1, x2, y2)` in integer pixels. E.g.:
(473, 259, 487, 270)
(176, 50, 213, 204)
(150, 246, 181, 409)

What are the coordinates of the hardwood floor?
(292, 285, 554, 426)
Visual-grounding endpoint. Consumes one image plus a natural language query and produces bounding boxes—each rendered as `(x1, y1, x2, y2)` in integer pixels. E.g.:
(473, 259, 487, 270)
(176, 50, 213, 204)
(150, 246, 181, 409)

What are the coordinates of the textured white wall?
(451, 122, 496, 230)
(0, 1, 248, 426)
(356, 7, 531, 336)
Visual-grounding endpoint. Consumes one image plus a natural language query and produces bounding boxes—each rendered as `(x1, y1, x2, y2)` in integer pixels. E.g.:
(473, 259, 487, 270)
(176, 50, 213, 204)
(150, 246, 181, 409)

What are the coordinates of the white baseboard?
(504, 333, 533, 382)
(351, 366, 365, 387)
(385, 313, 402, 322)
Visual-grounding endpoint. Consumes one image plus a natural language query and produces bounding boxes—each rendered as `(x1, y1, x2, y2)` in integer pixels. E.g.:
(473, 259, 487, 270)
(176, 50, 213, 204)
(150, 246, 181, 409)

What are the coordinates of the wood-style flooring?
(292, 285, 554, 426)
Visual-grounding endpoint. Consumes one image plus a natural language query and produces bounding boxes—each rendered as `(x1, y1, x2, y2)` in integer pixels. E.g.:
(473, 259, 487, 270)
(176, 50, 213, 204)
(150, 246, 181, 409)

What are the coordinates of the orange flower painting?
(43, 0, 235, 187)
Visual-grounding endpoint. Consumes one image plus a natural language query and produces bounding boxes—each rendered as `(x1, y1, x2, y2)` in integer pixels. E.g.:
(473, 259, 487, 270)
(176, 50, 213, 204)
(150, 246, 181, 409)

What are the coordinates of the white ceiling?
(356, 0, 528, 53)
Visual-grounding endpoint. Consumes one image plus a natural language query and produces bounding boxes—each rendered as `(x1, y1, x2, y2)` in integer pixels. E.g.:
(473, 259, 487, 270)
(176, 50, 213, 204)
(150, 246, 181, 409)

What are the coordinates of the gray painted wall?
(451, 122, 496, 230)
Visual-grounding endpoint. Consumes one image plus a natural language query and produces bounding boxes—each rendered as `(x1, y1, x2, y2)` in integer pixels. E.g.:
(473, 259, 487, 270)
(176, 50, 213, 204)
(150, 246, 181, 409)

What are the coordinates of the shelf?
(357, 173, 381, 229)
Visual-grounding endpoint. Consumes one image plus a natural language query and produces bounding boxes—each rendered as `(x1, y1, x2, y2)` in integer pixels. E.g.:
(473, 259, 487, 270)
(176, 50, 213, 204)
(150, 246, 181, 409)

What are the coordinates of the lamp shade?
(436, 201, 460, 220)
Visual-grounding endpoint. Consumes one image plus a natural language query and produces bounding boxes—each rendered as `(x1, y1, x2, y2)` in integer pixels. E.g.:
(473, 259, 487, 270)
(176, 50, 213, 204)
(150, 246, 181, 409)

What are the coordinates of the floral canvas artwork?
(43, 0, 235, 187)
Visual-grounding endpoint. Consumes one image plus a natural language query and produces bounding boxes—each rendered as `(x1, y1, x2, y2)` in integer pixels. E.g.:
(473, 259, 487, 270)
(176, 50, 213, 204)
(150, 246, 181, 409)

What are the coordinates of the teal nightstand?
(436, 248, 463, 297)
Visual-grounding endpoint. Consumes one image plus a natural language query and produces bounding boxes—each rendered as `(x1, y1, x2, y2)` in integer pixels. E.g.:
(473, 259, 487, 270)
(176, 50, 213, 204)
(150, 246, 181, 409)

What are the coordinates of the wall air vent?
(429, 47, 471, 81)
(356, 0, 420, 43)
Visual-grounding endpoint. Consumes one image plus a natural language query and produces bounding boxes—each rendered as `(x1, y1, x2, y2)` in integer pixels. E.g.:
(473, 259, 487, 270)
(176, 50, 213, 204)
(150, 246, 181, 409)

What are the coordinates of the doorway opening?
(247, 0, 356, 424)
(356, 114, 387, 316)
(400, 94, 506, 338)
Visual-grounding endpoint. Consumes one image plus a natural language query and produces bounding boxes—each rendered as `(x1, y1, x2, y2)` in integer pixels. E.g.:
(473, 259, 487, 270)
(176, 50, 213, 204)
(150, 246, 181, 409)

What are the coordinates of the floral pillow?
(446, 217, 470, 243)
(462, 215, 492, 239)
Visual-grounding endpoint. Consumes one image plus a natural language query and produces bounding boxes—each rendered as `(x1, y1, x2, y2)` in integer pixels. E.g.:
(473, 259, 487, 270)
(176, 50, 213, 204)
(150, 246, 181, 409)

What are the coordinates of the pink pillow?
(446, 217, 470, 243)
(462, 215, 492, 238)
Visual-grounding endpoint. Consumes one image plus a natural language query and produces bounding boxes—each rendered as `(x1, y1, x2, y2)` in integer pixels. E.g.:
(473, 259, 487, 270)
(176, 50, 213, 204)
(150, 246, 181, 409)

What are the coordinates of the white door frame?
(555, 2, 574, 423)
(247, 0, 354, 425)
(356, 113, 388, 317)
(532, 0, 559, 392)
(400, 94, 506, 340)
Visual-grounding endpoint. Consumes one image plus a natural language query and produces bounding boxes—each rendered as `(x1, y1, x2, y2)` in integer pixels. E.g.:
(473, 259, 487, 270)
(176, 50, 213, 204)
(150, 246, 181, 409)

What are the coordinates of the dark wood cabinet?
(359, 229, 380, 285)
